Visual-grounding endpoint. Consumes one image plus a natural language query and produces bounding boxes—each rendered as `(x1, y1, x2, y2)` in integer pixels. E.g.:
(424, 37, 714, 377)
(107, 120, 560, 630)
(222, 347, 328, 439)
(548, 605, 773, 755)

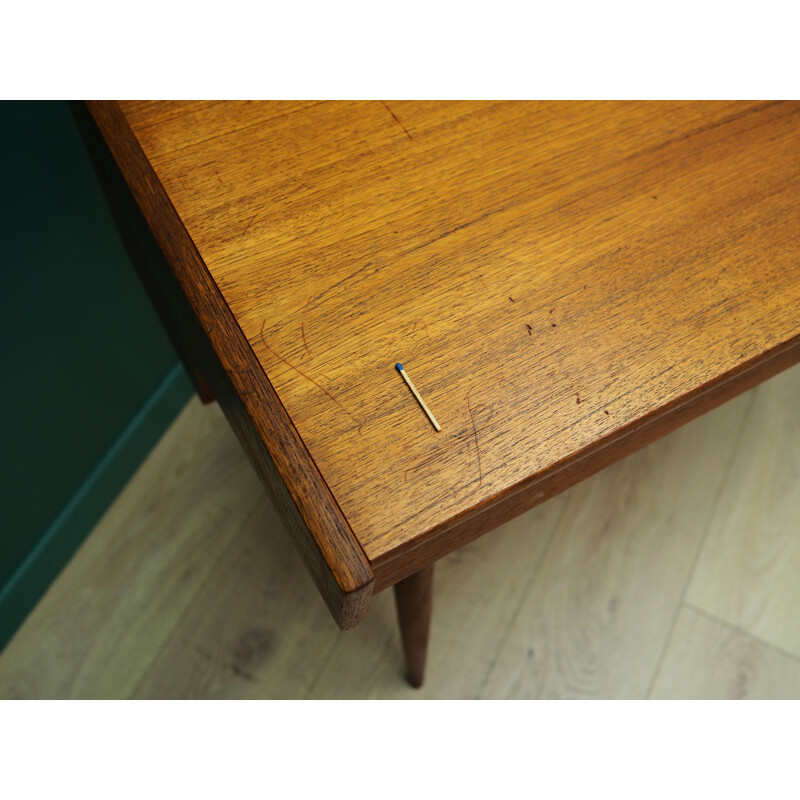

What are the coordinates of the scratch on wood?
(404, 431, 472, 482)
(301, 321, 311, 358)
(242, 210, 261, 238)
(407, 207, 502, 255)
(306, 260, 388, 309)
(380, 100, 413, 142)
(466, 389, 482, 487)
(525, 323, 533, 336)
(260, 320, 362, 431)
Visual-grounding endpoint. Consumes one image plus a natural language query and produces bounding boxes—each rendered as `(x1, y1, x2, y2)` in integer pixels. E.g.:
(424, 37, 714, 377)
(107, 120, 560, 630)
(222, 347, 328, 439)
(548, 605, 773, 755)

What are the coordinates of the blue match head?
(395, 362, 404, 372)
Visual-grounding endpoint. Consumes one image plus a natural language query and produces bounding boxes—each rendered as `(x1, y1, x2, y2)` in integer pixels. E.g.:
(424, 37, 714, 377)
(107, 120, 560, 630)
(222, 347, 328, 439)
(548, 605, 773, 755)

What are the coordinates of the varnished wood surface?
(1, 365, 798, 698)
(99, 101, 800, 597)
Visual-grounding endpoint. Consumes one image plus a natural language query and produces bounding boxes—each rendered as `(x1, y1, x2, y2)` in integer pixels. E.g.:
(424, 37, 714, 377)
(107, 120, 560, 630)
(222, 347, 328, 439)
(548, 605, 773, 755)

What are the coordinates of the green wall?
(0, 101, 192, 649)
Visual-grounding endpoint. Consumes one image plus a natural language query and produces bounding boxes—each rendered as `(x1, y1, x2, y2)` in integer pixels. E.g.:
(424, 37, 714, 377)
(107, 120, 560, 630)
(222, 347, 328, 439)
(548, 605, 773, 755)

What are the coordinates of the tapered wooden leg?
(393, 565, 434, 688)
(193, 368, 216, 405)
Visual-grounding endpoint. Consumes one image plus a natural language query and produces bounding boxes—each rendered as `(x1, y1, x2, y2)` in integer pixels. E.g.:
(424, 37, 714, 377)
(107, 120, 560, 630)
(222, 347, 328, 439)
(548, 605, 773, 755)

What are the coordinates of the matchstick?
(396, 363, 441, 431)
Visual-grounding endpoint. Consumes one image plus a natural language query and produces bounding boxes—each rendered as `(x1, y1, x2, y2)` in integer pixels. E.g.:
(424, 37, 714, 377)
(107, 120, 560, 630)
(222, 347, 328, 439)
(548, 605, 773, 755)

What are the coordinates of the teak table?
(80, 101, 800, 687)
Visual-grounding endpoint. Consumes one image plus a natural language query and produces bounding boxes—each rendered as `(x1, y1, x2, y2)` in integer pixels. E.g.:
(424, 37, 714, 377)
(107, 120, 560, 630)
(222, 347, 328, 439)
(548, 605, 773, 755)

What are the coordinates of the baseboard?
(0, 363, 193, 652)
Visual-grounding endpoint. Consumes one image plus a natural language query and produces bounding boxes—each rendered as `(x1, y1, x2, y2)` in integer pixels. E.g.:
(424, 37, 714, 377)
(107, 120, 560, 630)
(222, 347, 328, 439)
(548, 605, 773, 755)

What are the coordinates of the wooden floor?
(2, 364, 799, 699)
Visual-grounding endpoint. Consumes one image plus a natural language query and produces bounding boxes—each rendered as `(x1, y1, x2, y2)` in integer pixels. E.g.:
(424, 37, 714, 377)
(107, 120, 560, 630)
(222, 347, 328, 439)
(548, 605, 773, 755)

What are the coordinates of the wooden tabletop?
(90, 101, 800, 627)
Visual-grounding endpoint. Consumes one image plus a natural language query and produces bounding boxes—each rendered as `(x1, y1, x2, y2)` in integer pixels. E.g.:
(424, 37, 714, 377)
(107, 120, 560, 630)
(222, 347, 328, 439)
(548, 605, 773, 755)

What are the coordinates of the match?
(395, 362, 441, 432)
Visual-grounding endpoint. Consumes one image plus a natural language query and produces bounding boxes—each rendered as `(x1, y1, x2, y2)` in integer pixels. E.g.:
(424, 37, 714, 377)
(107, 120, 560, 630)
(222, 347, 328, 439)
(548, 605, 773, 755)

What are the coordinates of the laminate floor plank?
(131, 493, 346, 699)
(0, 398, 262, 699)
(686, 366, 800, 659)
(303, 502, 567, 699)
(132, 467, 567, 699)
(650, 606, 800, 699)
(478, 391, 752, 699)
(2, 366, 798, 699)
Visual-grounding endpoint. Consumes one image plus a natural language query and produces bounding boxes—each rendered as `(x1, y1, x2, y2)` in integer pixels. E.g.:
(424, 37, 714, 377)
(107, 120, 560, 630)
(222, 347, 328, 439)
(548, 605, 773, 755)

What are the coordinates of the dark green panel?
(0, 364, 192, 649)
(0, 101, 183, 590)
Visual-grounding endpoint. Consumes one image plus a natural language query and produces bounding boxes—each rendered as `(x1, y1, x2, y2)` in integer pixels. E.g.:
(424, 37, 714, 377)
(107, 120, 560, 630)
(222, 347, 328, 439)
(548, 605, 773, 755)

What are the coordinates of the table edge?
(372, 332, 800, 590)
(87, 100, 374, 629)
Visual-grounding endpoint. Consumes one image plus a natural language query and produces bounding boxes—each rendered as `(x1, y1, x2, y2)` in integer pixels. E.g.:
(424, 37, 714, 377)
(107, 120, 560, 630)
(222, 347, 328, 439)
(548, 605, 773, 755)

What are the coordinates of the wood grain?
(87, 101, 374, 629)
(102, 100, 800, 596)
